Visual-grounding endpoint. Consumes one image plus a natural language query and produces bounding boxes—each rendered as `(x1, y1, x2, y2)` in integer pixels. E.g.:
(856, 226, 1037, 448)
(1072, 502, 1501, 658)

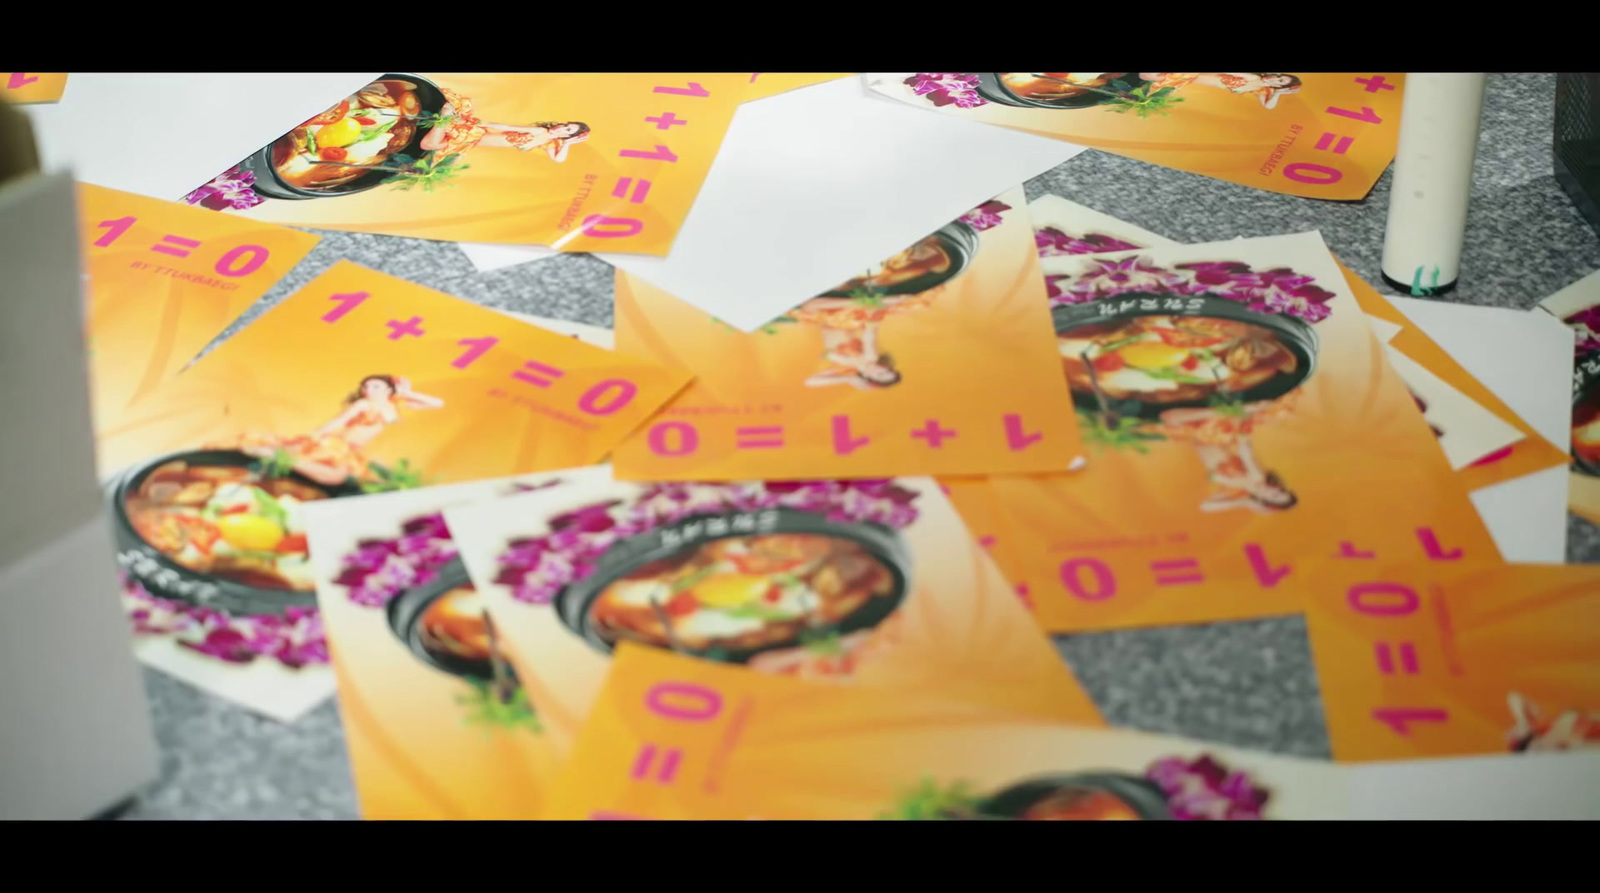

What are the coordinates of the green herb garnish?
(457, 679, 542, 733)
(880, 778, 985, 821)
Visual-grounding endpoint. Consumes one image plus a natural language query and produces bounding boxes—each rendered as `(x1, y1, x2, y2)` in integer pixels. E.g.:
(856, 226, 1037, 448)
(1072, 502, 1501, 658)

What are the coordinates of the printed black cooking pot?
(1053, 292, 1319, 421)
(1570, 358, 1600, 477)
(980, 772, 1175, 820)
(107, 448, 361, 616)
(818, 220, 981, 298)
(973, 73, 1152, 110)
(554, 508, 912, 664)
(387, 558, 507, 682)
(239, 73, 448, 201)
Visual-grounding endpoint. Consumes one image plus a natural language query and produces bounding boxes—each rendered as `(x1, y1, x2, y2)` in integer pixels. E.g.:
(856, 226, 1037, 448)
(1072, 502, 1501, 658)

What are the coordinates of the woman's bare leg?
(289, 458, 355, 488)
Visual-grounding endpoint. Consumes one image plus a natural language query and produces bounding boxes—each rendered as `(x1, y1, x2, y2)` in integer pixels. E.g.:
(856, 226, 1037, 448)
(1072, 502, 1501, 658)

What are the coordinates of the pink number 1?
(653, 82, 710, 97)
(94, 216, 136, 247)
(322, 291, 370, 323)
(453, 336, 499, 369)
(1326, 105, 1382, 124)
(7, 73, 39, 89)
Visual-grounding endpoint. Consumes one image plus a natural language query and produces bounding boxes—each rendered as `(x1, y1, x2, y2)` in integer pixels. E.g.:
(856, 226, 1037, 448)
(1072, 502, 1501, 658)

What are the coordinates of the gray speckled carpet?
(119, 73, 1600, 820)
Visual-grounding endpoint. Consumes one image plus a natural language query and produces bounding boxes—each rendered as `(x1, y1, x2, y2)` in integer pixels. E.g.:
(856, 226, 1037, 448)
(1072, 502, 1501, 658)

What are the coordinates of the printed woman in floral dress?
(787, 291, 937, 389)
(419, 88, 592, 163)
(226, 374, 444, 488)
(1138, 73, 1303, 110)
(1157, 389, 1300, 514)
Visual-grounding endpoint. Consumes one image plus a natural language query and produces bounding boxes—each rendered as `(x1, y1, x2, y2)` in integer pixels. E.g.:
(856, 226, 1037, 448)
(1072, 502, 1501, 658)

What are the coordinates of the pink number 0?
(645, 682, 723, 722)
(214, 244, 269, 278)
(1059, 558, 1117, 601)
(1346, 582, 1419, 617)
(1282, 162, 1343, 185)
(648, 421, 698, 456)
(580, 215, 644, 238)
(577, 379, 637, 416)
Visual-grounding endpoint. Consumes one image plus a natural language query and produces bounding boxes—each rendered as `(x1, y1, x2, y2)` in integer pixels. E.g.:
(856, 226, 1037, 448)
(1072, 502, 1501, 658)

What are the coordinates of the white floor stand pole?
(1380, 74, 1488, 297)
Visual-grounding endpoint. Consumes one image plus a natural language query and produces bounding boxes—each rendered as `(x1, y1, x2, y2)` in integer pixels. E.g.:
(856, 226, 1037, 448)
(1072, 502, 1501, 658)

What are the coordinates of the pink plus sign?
(911, 419, 957, 448)
(1356, 75, 1395, 93)
(386, 316, 426, 340)
(645, 112, 688, 130)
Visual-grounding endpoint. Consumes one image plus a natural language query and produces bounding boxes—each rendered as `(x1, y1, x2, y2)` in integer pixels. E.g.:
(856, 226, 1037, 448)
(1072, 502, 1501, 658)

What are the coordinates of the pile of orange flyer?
(38, 72, 1597, 820)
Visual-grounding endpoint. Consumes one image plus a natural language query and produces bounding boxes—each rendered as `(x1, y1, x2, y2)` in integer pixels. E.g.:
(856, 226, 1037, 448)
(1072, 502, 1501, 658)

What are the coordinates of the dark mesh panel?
(1556, 73, 1600, 234)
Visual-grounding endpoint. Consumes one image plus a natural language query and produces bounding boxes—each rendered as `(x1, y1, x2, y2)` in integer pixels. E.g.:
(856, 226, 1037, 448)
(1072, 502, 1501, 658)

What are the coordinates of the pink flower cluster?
(904, 73, 989, 109)
(1146, 754, 1270, 820)
(958, 200, 1011, 232)
(493, 480, 922, 606)
(183, 165, 265, 211)
(1035, 226, 1144, 258)
(122, 576, 328, 669)
(333, 512, 459, 607)
(1564, 306, 1600, 355)
(1051, 255, 1338, 324)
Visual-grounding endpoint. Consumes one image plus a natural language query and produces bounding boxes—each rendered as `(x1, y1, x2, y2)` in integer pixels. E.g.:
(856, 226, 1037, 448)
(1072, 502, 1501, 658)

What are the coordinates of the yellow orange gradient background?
(81, 183, 320, 446)
(304, 478, 568, 819)
(1306, 560, 1600, 763)
(613, 188, 1086, 480)
(974, 234, 1502, 633)
(94, 261, 691, 481)
(446, 470, 1103, 773)
(3, 72, 68, 104)
(869, 73, 1404, 200)
(549, 646, 1348, 820)
(230, 73, 746, 253)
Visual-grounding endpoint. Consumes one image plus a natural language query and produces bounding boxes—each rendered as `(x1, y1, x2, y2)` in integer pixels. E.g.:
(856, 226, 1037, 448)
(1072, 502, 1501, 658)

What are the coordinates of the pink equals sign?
(735, 426, 784, 448)
(1150, 558, 1204, 585)
(1374, 642, 1420, 675)
(512, 360, 567, 388)
(152, 234, 201, 258)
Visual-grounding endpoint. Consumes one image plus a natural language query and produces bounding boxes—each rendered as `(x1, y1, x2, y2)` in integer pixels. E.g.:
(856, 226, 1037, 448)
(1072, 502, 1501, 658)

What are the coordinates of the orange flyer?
(974, 232, 1500, 633)
(612, 188, 1087, 480)
(742, 73, 855, 101)
(80, 183, 321, 437)
(302, 476, 570, 819)
(98, 264, 689, 716)
(548, 645, 1353, 820)
(866, 73, 1403, 200)
(1339, 261, 1567, 488)
(444, 468, 1103, 769)
(1305, 560, 1600, 763)
(96, 260, 690, 482)
(3, 72, 68, 104)
(185, 73, 745, 255)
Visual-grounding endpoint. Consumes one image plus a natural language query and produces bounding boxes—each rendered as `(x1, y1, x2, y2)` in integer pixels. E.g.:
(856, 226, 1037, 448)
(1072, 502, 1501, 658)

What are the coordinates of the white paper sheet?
(569, 77, 1085, 329)
(1346, 751, 1600, 820)
(1381, 344, 1526, 470)
(1387, 297, 1575, 563)
(20, 73, 380, 200)
(458, 242, 560, 273)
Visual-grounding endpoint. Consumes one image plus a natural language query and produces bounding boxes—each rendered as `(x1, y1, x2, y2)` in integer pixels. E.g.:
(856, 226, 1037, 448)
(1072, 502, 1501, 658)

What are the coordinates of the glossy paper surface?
(867, 72, 1403, 200)
(613, 189, 1085, 480)
(303, 477, 567, 818)
(1306, 561, 1600, 762)
(592, 77, 1087, 331)
(446, 468, 1103, 764)
(2, 73, 68, 104)
(80, 183, 321, 443)
(203, 73, 744, 254)
(549, 645, 1348, 820)
(96, 260, 689, 480)
(978, 232, 1500, 632)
